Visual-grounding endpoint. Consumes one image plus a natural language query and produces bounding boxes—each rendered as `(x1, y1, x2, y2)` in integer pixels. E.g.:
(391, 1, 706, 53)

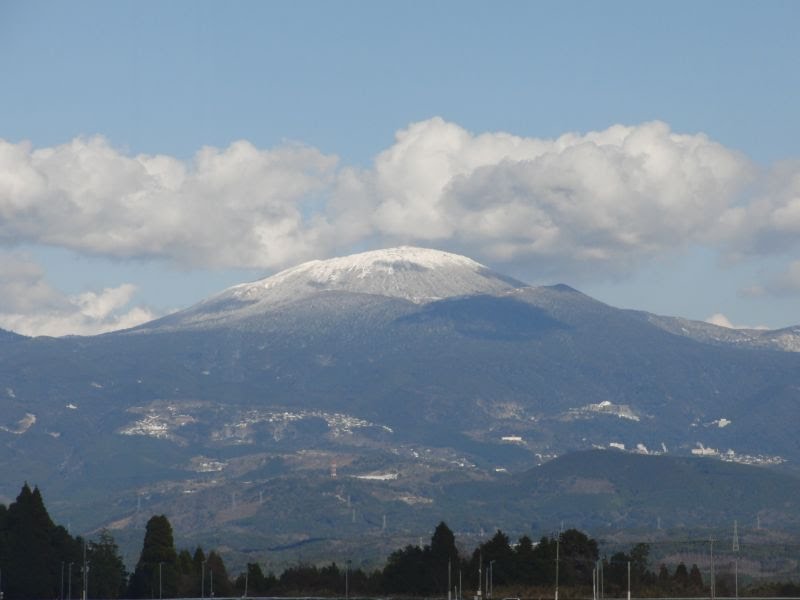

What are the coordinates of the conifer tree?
(87, 530, 128, 599)
(206, 551, 233, 597)
(689, 563, 705, 593)
(430, 522, 459, 593)
(128, 515, 179, 598)
(512, 535, 537, 584)
(3, 484, 66, 599)
(191, 547, 207, 598)
(674, 562, 689, 591)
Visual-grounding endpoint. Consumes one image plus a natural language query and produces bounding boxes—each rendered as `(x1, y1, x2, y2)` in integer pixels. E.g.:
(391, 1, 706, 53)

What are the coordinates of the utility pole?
(201, 561, 205, 599)
(68, 562, 73, 600)
(476, 552, 482, 600)
(733, 521, 740, 600)
(345, 559, 351, 600)
(710, 539, 716, 600)
(600, 557, 604, 600)
(448, 559, 452, 600)
(555, 534, 560, 600)
(159, 562, 163, 600)
(61, 561, 65, 600)
(82, 541, 88, 600)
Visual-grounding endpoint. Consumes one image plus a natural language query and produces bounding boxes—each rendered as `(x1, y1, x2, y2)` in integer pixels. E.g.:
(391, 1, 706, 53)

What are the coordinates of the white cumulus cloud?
(716, 160, 800, 260)
(331, 118, 755, 277)
(2, 117, 800, 295)
(0, 253, 155, 336)
(0, 136, 338, 269)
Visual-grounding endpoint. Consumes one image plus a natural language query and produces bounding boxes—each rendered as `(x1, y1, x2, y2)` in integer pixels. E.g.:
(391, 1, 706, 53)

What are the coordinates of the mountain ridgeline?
(1, 246, 799, 561)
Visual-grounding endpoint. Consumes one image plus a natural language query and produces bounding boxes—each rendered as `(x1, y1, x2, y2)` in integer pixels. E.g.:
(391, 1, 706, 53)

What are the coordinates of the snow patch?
(398, 494, 433, 506)
(211, 408, 394, 444)
(501, 435, 524, 443)
(0, 413, 36, 434)
(569, 400, 641, 421)
(118, 405, 197, 442)
(188, 457, 227, 473)
(692, 443, 718, 456)
(352, 472, 398, 481)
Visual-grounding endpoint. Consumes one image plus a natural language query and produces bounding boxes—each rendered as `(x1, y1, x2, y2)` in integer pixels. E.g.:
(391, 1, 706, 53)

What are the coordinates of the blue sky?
(1, 1, 799, 335)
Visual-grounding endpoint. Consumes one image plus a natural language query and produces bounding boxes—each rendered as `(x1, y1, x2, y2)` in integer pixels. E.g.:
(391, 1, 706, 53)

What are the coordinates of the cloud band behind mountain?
(1, 118, 799, 336)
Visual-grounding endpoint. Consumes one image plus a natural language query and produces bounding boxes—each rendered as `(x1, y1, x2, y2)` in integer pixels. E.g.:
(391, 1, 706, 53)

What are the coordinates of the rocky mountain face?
(1, 247, 799, 566)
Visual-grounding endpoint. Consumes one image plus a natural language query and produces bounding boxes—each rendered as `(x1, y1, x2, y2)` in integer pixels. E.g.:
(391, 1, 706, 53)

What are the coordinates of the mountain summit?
(147, 246, 527, 330)
(227, 246, 525, 302)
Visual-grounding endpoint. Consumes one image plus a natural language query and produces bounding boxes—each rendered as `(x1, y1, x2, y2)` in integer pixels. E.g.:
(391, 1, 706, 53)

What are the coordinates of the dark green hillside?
(443, 450, 800, 532)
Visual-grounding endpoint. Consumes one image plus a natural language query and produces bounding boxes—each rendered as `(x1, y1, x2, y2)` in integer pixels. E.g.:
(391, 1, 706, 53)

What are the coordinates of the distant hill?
(0, 327, 25, 342)
(443, 449, 800, 532)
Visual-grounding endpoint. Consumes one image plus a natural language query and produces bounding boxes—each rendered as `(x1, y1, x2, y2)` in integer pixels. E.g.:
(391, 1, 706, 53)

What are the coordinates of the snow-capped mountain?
(2, 246, 800, 561)
(140, 246, 526, 331)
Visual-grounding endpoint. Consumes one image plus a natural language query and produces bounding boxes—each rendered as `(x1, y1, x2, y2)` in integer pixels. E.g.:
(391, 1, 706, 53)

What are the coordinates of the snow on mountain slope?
(231, 246, 524, 302)
(644, 314, 800, 352)
(140, 246, 527, 330)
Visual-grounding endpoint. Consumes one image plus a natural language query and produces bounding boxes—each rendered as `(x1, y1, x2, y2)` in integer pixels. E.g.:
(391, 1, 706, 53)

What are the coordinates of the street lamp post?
(68, 562, 74, 600)
(345, 559, 351, 600)
(489, 561, 496, 600)
(448, 559, 452, 600)
(627, 561, 631, 600)
(159, 562, 163, 600)
(201, 560, 206, 599)
(477, 552, 482, 600)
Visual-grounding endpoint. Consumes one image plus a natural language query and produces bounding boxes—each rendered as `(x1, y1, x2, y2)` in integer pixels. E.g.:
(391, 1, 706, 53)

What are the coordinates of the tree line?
(2, 484, 799, 598)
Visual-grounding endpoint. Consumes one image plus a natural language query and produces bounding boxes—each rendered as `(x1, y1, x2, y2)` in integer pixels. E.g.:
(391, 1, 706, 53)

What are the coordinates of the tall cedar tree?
(429, 522, 460, 593)
(206, 551, 233, 597)
(128, 515, 179, 598)
(0, 484, 83, 600)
